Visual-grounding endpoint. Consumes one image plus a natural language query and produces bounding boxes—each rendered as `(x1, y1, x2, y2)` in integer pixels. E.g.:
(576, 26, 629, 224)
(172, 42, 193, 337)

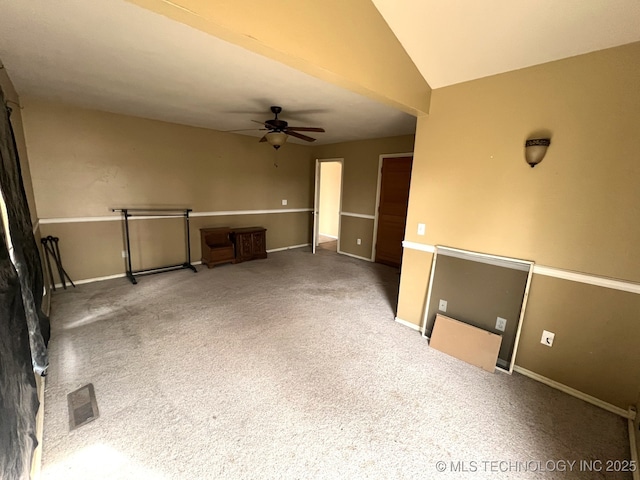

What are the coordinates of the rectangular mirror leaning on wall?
(422, 246, 534, 373)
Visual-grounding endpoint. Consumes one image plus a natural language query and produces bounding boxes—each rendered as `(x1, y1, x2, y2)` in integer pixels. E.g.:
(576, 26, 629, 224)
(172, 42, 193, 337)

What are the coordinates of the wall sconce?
(265, 131, 288, 150)
(524, 138, 550, 168)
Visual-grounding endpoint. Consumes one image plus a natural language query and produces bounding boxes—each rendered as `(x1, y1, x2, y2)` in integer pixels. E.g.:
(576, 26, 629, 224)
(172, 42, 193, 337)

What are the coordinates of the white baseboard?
(513, 366, 634, 419)
(53, 261, 206, 288)
(318, 233, 338, 239)
(394, 317, 421, 331)
(51, 246, 312, 287)
(390, 320, 636, 421)
(337, 250, 373, 262)
(54, 272, 126, 288)
(267, 243, 310, 253)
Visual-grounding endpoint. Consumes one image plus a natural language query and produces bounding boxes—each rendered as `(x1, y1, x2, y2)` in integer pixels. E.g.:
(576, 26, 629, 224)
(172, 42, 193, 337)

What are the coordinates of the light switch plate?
(438, 299, 447, 312)
(495, 317, 507, 332)
(541, 330, 555, 347)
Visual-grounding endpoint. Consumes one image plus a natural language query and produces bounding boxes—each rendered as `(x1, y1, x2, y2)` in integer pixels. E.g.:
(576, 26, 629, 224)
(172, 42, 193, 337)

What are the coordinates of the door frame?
(371, 152, 414, 262)
(313, 158, 344, 254)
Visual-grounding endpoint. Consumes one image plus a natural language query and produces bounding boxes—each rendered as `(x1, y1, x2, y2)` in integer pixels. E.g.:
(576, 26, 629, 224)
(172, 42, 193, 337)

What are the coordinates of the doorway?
(313, 159, 343, 254)
(373, 154, 413, 267)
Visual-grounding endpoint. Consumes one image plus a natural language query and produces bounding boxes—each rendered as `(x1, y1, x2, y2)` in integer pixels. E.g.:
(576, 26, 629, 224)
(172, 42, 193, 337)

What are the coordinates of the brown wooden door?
(374, 156, 412, 267)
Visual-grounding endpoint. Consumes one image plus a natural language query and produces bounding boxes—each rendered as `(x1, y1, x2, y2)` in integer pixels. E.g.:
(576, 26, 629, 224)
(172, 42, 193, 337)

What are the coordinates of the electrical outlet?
(438, 299, 447, 312)
(541, 330, 555, 347)
(417, 223, 426, 236)
(356, 238, 361, 245)
(282, 199, 287, 206)
(495, 317, 507, 332)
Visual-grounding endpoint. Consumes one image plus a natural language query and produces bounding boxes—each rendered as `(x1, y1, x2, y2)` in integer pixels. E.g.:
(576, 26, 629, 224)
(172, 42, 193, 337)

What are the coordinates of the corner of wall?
(633, 400, 640, 477)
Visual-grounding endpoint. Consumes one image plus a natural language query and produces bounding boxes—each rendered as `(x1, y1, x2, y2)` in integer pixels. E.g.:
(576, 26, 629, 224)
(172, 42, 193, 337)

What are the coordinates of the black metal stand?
(112, 208, 197, 285)
(41, 236, 75, 291)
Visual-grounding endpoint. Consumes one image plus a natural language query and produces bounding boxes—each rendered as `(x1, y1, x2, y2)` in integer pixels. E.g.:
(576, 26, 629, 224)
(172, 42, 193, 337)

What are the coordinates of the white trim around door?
(314, 158, 344, 256)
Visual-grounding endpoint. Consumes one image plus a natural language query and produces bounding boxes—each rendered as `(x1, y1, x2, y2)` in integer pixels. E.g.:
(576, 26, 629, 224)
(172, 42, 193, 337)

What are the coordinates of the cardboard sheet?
(429, 314, 502, 373)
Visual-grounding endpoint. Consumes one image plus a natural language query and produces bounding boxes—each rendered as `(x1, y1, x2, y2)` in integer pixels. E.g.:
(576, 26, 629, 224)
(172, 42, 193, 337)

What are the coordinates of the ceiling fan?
(251, 106, 325, 149)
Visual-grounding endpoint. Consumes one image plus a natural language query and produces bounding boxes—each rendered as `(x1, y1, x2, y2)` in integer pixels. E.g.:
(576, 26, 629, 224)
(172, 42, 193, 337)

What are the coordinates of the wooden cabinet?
(232, 227, 267, 263)
(200, 227, 235, 268)
(200, 226, 267, 266)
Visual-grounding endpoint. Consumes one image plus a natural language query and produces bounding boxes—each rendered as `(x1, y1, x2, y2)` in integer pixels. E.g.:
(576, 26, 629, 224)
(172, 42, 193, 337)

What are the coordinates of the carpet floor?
(41, 247, 631, 479)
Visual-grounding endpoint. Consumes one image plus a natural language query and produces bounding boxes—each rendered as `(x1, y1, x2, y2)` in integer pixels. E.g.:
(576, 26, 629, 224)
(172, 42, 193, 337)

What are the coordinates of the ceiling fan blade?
(259, 135, 268, 142)
(287, 131, 317, 142)
(251, 119, 273, 128)
(286, 126, 325, 132)
(224, 128, 267, 133)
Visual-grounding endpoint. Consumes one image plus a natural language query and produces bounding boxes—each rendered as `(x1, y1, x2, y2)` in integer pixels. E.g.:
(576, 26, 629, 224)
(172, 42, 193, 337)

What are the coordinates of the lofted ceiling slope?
(1, 1, 639, 146)
(372, 0, 640, 88)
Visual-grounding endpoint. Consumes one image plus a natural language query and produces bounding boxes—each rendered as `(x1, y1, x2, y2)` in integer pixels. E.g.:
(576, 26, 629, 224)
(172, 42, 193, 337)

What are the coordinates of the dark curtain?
(0, 86, 49, 479)
(0, 224, 38, 480)
(0, 87, 49, 374)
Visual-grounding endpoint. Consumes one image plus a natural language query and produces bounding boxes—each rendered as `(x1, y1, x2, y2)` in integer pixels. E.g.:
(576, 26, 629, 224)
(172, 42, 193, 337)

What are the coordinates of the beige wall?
(315, 136, 415, 216)
(318, 161, 341, 238)
(22, 100, 415, 279)
(313, 135, 415, 258)
(398, 43, 640, 409)
(23, 99, 314, 218)
(396, 248, 433, 323)
(518, 275, 640, 409)
(40, 212, 311, 281)
(405, 43, 640, 279)
(423, 254, 530, 366)
(10, 11, 638, 413)
(339, 216, 375, 259)
(128, 0, 431, 116)
(23, 98, 315, 280)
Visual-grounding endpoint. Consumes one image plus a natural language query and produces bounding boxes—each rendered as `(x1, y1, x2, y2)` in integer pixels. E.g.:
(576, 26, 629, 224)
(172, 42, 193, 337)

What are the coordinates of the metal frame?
(41, 236, 75, 290)
(421, 245, 534, 374)
(112, 208, 197, 285)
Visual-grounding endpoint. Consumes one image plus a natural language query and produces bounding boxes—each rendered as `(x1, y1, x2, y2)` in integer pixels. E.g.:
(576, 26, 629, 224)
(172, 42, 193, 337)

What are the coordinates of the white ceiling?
(372, 0, 640, 89)
(1, 1, 639, 146)
(0, 0, 416, 146)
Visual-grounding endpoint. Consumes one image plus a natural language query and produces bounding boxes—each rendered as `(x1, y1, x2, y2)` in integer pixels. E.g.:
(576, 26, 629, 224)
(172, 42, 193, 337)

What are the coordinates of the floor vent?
(67, 383, 99, 430)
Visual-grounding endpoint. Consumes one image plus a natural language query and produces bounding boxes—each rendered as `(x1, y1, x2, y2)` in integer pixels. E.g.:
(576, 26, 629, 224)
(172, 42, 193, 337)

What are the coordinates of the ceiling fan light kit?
(253, 106, 325, 149)
(265, 131, 288, 149)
